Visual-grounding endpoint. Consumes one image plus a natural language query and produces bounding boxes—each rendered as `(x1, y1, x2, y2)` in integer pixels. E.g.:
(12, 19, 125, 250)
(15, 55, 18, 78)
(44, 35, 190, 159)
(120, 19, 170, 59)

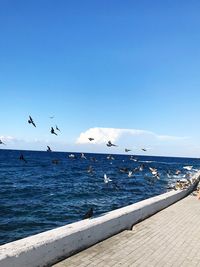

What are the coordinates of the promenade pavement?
(53, 193, 200, 267)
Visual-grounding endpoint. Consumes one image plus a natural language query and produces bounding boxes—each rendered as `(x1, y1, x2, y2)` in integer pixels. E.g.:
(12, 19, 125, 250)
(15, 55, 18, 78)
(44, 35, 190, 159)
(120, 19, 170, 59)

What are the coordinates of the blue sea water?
(0, 149, 199, 245)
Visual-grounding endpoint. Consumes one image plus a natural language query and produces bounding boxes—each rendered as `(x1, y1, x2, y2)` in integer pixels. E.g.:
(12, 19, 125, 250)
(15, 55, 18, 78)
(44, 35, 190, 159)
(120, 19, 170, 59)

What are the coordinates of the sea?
(0, 149, 199, 245)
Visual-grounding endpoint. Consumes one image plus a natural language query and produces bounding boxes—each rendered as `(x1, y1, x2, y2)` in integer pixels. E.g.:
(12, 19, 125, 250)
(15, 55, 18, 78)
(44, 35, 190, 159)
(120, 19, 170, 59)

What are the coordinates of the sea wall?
(0, 178, 199, 267)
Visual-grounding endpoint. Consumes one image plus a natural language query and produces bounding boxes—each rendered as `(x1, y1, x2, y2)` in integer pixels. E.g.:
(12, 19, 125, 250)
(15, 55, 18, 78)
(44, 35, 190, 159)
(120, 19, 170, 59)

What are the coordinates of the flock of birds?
(0, 115, 196, 219)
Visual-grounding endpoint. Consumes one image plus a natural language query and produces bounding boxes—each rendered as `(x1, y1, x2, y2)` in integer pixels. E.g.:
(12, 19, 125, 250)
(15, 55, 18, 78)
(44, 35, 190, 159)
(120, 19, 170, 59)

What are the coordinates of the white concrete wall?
(0, 178, 199, 267)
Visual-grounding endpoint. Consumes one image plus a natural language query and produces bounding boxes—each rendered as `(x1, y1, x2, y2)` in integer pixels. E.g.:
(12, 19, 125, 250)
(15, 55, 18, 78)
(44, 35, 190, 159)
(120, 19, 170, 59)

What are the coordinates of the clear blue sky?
(1, 1, 200, 157)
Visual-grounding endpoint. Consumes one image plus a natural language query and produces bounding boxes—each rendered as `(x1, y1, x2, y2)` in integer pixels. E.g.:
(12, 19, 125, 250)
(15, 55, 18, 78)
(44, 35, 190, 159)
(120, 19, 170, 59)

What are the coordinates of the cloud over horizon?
(76, 127, 188, 145)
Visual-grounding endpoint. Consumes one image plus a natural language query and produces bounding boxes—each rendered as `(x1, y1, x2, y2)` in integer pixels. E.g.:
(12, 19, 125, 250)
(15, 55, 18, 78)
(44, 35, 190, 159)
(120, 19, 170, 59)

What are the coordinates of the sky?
(1, 1, 200, 157)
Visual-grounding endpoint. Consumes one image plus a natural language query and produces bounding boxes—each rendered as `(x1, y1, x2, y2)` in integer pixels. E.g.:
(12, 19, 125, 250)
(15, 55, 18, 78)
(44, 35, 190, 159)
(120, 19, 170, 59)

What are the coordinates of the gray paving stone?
(52, 195, 200, 267)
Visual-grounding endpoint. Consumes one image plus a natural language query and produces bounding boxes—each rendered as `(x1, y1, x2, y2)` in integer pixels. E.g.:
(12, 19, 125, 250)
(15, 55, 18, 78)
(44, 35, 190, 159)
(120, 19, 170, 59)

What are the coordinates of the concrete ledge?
(0, 177, 199, 267)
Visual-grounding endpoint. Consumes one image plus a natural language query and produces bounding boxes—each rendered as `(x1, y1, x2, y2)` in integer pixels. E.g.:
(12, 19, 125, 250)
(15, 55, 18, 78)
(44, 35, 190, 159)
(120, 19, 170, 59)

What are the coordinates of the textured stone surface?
(53, 194, 200, 267)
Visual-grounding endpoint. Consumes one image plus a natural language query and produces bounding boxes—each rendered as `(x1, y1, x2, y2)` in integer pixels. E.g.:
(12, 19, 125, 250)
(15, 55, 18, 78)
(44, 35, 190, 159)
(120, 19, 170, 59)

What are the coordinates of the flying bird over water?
(0, 140, 5, 145)
(149, 167, 160, 179)
(104, 174, 112, 184)
(88, 137, 94, 141)
(125, 148, 131, 152)
(128, 171, 133, 178)
(68, 154, 76, 159)
(47, 146, 52, 152)
(107, 155, 115, 160)
(56, 125, 60, 132)
(81, 153, 87, 159)
(83, 208, 93, 219)
(87, 165, 94, 173)
(183, 166, 193, 171)
(28, 116, 36, 127)
(19, 153, 27, 163)
(51, 127, 57, 135)
(141, 148, 147, 152)
(90, 157, 98, 162)
(130, 156, 138, 162)
(106, 141, 117, 147)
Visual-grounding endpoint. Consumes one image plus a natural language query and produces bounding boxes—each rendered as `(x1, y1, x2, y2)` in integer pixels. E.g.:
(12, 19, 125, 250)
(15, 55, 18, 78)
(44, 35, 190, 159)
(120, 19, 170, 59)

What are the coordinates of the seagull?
(81, 153, 87, 159)
(107, 154, 115, 160)
(104, 174, 112, 183)
(0, 140, 5, 145)
(139, 164, 145, 171)
(68, 154, 75, 158)
(88, 137, 94, 141)
(90, 157, 98, 162)
(28, 116, 36, 127)
(125, 148, 131, 152)
(19, 153, 27, 163)
(128, 171, 133, 178)
(83, 208, 93, 219)
(175, 170, 181, 175)
(130, 156, 138, 162)
(56, 125, 60, 132)
(106, 141, 117, 147)
(149, 167, 158, 176)
(87, 165, 93, 173)
(119, 167, 129, 173)
(183, 166, 193, 171)
(141, 148, 147, 152)
(47, 146, 52, 152)
(51, 127, 57, 135)
(149, 167, 160, 179)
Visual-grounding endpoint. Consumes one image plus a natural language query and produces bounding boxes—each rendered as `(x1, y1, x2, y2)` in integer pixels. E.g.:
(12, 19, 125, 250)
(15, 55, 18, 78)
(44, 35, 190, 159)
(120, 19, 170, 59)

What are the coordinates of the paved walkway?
(53, 193, 200, 267)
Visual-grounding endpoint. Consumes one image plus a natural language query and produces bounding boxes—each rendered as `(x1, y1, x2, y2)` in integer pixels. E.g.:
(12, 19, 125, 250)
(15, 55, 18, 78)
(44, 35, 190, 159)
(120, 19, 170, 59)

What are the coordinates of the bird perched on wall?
(28, 116, 36, 127)
(83, 208, 93, 219)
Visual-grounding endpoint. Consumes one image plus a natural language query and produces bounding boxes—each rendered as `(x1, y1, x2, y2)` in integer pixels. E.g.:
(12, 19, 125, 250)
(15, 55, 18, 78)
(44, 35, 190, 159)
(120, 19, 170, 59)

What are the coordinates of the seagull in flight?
(88, 137, 94, 141)
(141, 148, 147, 152)
(125, 148, 131, 152)
(47, 146, 52, 152)
(149, 167, 160, 179)
(128, 171, 133, 178)
(106, 141, 117, 147)
(0, 140, 5, 145)
(51, 127, 57, 135)
(19, 153, 27, 163)
(130, 156, 138, 162)
(87, 165, 94, 173)
(28, 116, 36, 127)
(56, 125, 60, 132)
(104, 174, 112, 184)
(81, 153, 87, 159)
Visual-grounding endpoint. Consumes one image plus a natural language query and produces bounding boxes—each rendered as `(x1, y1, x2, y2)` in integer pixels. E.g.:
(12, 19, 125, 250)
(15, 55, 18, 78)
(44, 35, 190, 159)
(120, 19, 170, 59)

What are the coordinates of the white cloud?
(76, 127, 188, 145)
(0, 136, 19, 143)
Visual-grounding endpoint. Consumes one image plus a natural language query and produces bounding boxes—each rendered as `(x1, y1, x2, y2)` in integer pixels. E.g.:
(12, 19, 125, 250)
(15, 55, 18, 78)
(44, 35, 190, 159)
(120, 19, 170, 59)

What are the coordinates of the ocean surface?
(0, 149, 199, 245)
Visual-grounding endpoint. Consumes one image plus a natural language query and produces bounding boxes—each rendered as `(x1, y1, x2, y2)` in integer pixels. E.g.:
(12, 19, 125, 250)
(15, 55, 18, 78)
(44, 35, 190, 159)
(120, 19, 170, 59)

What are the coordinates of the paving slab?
(53, 193, 200, 267)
